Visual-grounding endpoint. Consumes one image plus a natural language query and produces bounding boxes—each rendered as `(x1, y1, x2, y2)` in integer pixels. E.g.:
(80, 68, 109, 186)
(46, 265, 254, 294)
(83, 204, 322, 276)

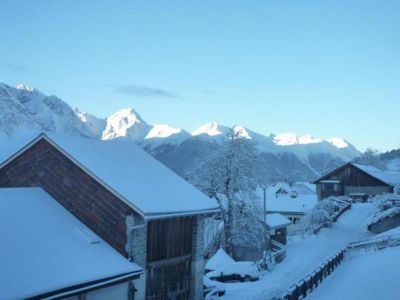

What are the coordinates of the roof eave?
(32, 270, 143, 300)
(144, 207, 220, 220)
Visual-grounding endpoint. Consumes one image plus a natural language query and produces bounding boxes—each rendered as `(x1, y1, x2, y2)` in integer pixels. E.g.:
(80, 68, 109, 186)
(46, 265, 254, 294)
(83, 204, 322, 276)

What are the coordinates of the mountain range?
(0, 82, 363, 181)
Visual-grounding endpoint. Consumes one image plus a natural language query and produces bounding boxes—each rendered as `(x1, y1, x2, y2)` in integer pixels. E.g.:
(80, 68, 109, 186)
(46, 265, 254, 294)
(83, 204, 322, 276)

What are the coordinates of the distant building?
(293, 181, 316, 195)
(267, 182, 316, 200)
(314, 162, 400, 201)
(0, 133, 218, 300)
(266, 213, 291, 245)
(261, 191, 317, 225)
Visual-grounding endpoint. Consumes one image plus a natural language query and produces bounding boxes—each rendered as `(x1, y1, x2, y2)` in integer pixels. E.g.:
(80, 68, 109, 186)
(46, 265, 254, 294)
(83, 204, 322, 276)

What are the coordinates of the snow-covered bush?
(368, 193, 400, 227)
(374, 193, 400, 211)
(316, 198, 340, 215)
(369, 206, 400, 227)
(309, 209, 332, 230)
(307, 198, 340, 232)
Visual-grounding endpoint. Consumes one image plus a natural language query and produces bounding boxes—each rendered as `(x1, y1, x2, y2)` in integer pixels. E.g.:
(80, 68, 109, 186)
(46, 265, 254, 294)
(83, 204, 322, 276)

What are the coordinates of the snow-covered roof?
(257, 187, 317, 214)
(0, 133, 219, 217)
(266, 213, 291, 229)
(352, 163, 400, 187)
(205, 248, 235, 271)
(293, 182, 316, 194)
(206, 261, 259, 279)
(0, 188, 142, 300)
(268, 182, 292, 195)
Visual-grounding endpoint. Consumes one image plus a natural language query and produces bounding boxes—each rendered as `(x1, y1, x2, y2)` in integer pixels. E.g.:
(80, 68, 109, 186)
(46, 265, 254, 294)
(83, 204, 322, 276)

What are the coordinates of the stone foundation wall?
(190, 215, 205, 300)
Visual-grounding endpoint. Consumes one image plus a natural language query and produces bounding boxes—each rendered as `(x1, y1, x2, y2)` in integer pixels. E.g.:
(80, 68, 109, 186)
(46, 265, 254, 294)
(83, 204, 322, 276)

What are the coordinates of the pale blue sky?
(0, 1, 399, 151)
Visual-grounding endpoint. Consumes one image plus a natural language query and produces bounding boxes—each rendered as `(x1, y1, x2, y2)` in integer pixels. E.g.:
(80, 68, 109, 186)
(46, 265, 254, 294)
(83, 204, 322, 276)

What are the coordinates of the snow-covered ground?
(218, 203, 376, 299)
(307, 246, 400, 300)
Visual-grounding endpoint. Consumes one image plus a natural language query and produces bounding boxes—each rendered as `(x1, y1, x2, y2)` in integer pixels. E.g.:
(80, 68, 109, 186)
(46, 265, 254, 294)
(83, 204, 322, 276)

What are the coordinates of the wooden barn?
(314, 162, 400, 201)
(0, 133, 218, 300)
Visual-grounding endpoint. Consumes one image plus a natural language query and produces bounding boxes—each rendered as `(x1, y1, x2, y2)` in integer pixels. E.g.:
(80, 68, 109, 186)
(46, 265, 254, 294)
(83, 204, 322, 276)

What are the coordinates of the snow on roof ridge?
(205, 247, 235, 271)
(266, 213, 291, 229)
(0, 132, 219, 216)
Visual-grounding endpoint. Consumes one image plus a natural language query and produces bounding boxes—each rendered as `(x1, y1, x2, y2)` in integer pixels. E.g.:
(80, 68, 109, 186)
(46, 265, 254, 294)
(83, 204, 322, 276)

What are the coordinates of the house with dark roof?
(314, 162, 400, 201)
(0, 133, 219, 300)
(0, 188, 143, 300)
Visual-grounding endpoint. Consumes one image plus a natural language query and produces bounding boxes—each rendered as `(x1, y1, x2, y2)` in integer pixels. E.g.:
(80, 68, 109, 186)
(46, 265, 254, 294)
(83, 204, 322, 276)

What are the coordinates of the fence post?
(281, 248, 348, 299)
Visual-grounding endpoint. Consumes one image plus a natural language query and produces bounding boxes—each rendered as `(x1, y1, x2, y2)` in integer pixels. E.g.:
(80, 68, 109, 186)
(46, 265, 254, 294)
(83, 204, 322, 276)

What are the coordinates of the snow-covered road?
(220, 203, 376, 300)
(307, 246, 400, 300)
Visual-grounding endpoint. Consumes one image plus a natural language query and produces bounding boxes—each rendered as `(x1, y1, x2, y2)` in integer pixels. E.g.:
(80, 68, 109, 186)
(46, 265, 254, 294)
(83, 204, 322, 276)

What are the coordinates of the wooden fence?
(347, 233, 400, 251)
(281, 249, 345, 300)
(281, 233, 400, 300)
(332, 200, 352, 222)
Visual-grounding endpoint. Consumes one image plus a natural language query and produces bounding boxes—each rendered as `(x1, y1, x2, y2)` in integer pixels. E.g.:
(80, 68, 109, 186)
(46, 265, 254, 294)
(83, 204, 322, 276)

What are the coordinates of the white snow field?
(307, 246, 400, 300)
(218, 203, 376, 299)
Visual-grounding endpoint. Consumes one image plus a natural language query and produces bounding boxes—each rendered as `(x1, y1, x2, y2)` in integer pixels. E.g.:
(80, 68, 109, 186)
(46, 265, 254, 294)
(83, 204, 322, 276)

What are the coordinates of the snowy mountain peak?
(327, 137, 349, 149)
(273, 133, 322, 146)
(192, 122, 229, 137)
(233, 125, 252, 139)
(102, 107, 151, 141)
(16, 84, 35, 92)
(110, 107, 144, 123)
(76, 110, 106, 138)
(142, 124, 191, 148)
(146, 124, 184, 139)
(298, 135, 323, 145)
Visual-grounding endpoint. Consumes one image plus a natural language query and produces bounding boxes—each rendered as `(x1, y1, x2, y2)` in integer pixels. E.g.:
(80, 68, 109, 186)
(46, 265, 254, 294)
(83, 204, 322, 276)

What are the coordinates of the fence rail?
(332, 201, 352, 222)
(347, 233, 400, 250)
(281, 249, 345, 300)
(281, 232, 400, 300)
(271, 240, 287, 263)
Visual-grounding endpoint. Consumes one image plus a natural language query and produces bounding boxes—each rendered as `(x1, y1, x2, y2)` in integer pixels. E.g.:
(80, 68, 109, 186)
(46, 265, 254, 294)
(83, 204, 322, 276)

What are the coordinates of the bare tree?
(193, 128, 265, 257)
(357, 147, 383, 168)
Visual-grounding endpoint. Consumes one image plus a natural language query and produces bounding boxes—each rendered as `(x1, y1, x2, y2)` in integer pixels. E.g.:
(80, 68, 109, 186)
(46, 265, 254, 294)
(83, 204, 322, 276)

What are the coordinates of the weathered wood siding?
(329, 165, 387, 187)
(317, 164, 393, 200)
(0, 139, 137, 257)
(147, 217, 193, 263)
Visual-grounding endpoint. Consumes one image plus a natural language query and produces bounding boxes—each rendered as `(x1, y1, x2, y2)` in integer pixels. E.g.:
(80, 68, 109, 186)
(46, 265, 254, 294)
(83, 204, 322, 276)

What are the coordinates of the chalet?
(314, 162, 400, 201)
(0, 133, 219, 300)
(0, 188, 143, 300)
(260, 188, 317, 225)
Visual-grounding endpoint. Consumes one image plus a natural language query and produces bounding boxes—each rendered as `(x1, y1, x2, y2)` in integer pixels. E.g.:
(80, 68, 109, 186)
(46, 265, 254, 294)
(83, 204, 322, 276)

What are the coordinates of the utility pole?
(263, 185, 273, 268)
(263, 186, 268, 268)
